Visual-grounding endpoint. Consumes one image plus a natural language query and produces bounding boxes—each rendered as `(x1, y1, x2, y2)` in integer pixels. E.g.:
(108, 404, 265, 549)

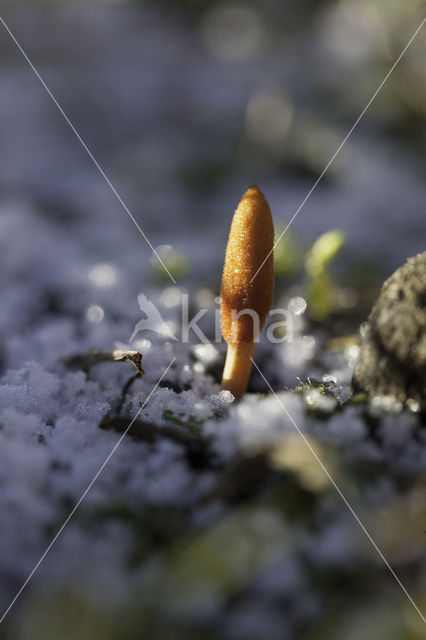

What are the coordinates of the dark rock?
(352, 252, 426, 409)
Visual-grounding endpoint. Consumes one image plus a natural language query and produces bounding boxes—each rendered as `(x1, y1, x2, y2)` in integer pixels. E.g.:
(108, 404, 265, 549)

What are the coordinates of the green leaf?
(305, 229, 346, 277)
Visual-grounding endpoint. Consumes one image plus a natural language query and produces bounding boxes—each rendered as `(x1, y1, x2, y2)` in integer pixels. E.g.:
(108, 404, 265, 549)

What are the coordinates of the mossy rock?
(352, 251, 426, 410)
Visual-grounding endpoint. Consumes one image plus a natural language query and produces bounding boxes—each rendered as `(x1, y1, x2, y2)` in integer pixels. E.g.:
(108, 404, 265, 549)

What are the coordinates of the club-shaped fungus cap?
(221, 185, 274, 345)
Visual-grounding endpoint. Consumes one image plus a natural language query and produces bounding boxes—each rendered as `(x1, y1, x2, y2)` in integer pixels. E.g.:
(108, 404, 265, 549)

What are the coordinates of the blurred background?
(0, 0, 424, 283)
(0, 1, 425, 639)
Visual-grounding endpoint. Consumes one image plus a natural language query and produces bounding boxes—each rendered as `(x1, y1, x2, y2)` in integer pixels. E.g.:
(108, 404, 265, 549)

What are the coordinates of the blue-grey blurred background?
(0, 0, 424, 285)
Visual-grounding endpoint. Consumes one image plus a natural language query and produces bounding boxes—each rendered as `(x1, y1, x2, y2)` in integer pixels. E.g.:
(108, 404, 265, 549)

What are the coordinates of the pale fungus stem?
(221, 342, 255, 400)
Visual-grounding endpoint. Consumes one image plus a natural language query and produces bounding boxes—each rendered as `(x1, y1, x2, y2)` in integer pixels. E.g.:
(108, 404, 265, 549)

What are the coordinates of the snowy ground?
(0, 2, 425, 639)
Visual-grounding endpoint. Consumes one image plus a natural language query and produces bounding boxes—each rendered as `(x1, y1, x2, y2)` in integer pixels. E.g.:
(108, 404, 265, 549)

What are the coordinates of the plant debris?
(64, 349, 145, 377)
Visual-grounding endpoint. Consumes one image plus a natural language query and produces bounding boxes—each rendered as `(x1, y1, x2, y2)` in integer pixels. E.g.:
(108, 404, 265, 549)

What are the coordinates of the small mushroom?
(220, 185, 274, 399)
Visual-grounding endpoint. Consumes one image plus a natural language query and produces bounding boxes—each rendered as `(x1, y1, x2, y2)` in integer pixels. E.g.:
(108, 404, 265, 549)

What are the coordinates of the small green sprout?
(305, 229, 346, 277)
(304, 229, 346, 320)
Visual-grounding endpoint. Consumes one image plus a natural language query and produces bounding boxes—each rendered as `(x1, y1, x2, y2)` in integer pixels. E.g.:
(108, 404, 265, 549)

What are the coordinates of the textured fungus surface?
(220, 186, 274, 345)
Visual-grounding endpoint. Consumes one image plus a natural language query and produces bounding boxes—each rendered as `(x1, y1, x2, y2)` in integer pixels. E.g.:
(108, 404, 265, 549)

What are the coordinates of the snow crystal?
(305, 388, 337, 414)
(205, 391, 306, 460)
